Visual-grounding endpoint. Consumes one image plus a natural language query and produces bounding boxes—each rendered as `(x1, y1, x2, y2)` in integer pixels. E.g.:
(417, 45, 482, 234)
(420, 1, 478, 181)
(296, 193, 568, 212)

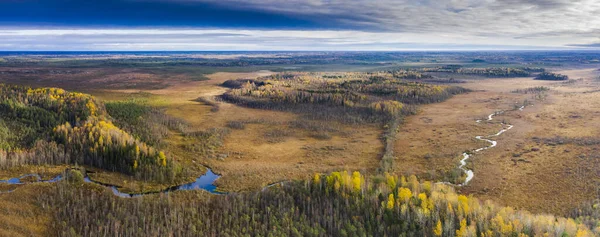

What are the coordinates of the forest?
(421, 67, 541, 78)
(0, 84, 179, 181)
(42, 170, 597, 236)
(222, 72, 467, 122)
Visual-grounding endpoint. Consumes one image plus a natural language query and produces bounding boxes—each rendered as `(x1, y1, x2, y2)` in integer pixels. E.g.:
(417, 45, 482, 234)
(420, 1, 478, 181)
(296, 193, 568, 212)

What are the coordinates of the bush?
(225, 121, 245, 130)
(535, 72, 568, 81)
(310, 131, 332, 140)
(65, 169, 85, 184)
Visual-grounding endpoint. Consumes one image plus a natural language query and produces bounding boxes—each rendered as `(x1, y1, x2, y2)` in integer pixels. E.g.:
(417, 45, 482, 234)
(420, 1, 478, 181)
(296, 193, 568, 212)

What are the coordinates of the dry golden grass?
(0, 184, 53, 237)
(393, 91, 524, 177)
(0, 165, 67, 181)
(83, 71, 385, 192)
(209, 121, 382, 191)
(394, 68, 600, 215)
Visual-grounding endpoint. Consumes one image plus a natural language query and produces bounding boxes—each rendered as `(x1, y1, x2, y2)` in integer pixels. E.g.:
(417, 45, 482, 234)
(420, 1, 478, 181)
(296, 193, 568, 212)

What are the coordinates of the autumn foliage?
(222, 72, 467, 121)
(0, 84, 175, 180)
(43, 170, 597, 236)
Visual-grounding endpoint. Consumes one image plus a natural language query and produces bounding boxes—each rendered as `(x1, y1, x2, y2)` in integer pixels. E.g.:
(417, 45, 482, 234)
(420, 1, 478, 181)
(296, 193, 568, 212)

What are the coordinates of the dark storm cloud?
(0, 0, 360, 30)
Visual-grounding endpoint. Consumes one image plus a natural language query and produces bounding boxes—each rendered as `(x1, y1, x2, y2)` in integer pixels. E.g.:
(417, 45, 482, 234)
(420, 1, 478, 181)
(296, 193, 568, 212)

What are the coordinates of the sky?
(0, 0, 599, 51)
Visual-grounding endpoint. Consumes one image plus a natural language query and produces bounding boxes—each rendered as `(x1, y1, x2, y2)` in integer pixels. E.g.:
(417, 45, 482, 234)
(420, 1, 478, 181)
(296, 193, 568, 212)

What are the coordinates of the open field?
(94, 71, 385, 191)
(393, 68, 600, 215)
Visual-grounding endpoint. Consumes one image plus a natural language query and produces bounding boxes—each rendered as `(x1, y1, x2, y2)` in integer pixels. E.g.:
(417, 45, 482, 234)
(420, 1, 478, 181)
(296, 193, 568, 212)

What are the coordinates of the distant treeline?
(535, 72, 569, 81)
(222, 72, 467, 123)
(422, 66, 545, 77)
(3, 51, 599, 69)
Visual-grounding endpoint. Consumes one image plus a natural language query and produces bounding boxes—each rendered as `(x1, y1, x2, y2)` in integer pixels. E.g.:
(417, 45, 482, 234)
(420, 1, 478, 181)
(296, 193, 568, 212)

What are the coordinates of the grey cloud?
(493, 0, 575, 10)
(172, 0, 599, 39)
(1, 0, 599, 50)
(567, 43, 600, 48)
(0, 28, 576, 51)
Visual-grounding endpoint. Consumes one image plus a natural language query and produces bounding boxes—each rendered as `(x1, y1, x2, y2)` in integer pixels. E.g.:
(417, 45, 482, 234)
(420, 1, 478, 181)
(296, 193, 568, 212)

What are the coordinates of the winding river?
(449, 105, 525, 186)
(1, 168, 224, 197)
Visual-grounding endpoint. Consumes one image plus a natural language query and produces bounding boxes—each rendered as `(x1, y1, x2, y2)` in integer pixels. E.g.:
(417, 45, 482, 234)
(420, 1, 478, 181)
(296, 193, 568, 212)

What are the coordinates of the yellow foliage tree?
(398, 187, 412, 204)
(385, 172, 397, 191)
(313, 173, 320, 184)
(456, 218, 467, 237)
(418, 192, 433, 215)
(351, 171, 362, 193)
(458, 195, 470, 215)
(158, 151, 167, 167)
(386, 194, 395, 210)
(422, 181, 432, 195)
(433, 220, 442, 236)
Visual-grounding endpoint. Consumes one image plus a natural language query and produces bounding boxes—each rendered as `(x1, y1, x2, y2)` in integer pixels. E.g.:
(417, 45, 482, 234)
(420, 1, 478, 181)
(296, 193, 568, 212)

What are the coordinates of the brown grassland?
(93, 71, 384, 191)
(393, 68, 600, 215)
(1, 61, 600, 235)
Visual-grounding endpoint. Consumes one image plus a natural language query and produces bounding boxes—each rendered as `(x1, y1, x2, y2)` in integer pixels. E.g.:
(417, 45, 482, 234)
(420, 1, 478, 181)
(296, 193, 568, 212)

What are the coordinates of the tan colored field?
(0, 67, 190, 90)
(394, 91, 527, 178)
(393, 68, 600, 215)
(210, 121, 382, 191)
(0, 184, 52, 237)
(91, 71, 384, 192)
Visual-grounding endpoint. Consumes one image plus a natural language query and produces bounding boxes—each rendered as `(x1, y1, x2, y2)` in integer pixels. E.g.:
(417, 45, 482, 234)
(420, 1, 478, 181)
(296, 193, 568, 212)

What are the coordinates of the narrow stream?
(449, 105, 525, 186)
(1, 168, 223, 197)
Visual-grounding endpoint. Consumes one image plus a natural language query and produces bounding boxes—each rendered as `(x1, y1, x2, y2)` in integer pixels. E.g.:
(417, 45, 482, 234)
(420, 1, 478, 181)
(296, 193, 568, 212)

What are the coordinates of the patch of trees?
(390, 70, 433, 80)
(0, 140, 71, 168)
(41, 171, 596, 236)
(535, 72, 569, 81)
(222, 72, 467, 121)
(106, 100, 164, 147)
(522, 67, 546, 73)
(423, 67, 533, 77)
(0, 84, 177, 181)
(106, 99, 190, 148)
(0, 85, 101, 141)
(106, 97, 229, 159)
(0, 118, 37, 150)
(511, 86, 549, 94)
(455, 68, 530, 77)
(53, 118, 174, 180)
(571, 199, 600, 234)
(221, 79, 265, 89)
